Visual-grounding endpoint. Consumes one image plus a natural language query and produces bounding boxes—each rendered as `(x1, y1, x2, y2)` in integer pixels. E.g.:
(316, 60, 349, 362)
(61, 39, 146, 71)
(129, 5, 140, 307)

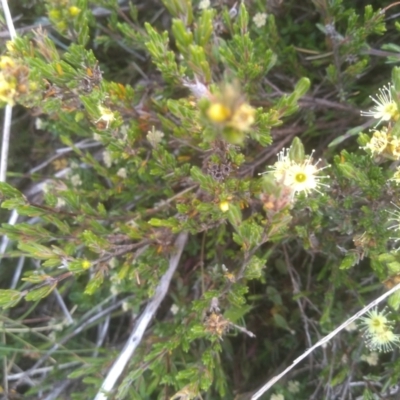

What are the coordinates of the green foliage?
(2, 0, 400, 399)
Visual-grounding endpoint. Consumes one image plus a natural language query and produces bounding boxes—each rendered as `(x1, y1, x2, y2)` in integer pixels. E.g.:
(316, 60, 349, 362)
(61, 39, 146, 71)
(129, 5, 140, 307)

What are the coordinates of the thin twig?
(7, 362, 81, 381)
(43, 380, 72, 400)
(251, 281, 400, 400)
(93, 231, 188, 400)
(0, 104, 12, 182)
(0, 2, 16, 396)
(18, 295, 128, 379)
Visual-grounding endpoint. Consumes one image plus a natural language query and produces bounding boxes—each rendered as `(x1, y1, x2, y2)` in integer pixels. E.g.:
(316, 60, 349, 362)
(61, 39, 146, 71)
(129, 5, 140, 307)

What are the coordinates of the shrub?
(1, 0, 400, 399)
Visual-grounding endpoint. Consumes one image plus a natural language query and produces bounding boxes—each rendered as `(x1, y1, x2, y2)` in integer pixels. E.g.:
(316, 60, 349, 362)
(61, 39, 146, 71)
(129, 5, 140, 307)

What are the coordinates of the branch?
(94, 232, 188, 400)
(251, 281, 400, 400)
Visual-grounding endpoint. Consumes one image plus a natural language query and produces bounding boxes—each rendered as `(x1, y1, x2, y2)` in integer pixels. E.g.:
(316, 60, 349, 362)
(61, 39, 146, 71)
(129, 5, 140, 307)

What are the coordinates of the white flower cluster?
(253, 12, 267, 28)
(358, 308, 400, 353)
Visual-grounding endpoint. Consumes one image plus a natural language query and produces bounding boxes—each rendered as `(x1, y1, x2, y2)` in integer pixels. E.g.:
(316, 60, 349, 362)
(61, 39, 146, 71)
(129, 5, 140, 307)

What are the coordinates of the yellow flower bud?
(69, 6, 81, 17)
(219, 201, 230, 212)
(207, 103, 231, 123)
(49, 9, 62, 20)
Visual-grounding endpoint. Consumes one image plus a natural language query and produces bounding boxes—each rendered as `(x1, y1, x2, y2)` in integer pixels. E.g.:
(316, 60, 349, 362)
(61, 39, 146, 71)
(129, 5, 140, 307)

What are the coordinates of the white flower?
(117, 167, 127, 178)
(70, 161, 79, 169)
(56, 198, 66, 208)
(269, 149, 329, 197)
(284, 160, 328, 196)
(270, 394, 284, 400)
(345, 321, 358, 332)
(183, 77, 210, 99)
(288, 380, 300, 394)
(253, 12, 267, 28)
(147, 127, 164, 148)
(270, 148, 292, 182)
(93, 132, 102, 141)
(70, 174, 82, 187)
(122, 301, 130, 311)
(358, 307, 400, 352)
(361, 84, 399, 126)
(366, 329, 400, 352)
(198, 0, 210, 10)
(42, 182, 50, 194)
(361, 352, 379, 366)
(170, 304, 179, 315)
(95, 105, 115, 129)
(35, 118, 44, 130)
(359, 308, 392, 336)
(103, 150, 113, 168)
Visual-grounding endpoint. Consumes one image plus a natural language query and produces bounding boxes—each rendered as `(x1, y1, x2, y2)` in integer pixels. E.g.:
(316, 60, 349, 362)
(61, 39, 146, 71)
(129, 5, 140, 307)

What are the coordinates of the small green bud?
(289, 137, 305, 163)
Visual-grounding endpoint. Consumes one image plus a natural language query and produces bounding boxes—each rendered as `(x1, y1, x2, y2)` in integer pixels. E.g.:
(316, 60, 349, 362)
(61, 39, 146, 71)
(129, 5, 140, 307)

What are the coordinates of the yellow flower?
(206, 82, 255, 132)
(363, 127, 389, 156)
(49, 9, 62, 21)
(219, 201, 230, 212)
(207, 103, 231, 123)
(6, 41, 16, 54)
(361, 84, 400, 125)
(0, 56, 15, 69)
(69, 6, 81, 16)
(0, 73, 16, 105)
(389, 135, 400, 159)
(229, 103, 255, 132)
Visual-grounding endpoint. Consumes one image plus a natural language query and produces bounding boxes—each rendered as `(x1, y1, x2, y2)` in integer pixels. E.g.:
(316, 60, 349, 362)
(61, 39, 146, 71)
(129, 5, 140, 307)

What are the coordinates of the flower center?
(294, 172, 307, 183)
(382, 102, 398, 119)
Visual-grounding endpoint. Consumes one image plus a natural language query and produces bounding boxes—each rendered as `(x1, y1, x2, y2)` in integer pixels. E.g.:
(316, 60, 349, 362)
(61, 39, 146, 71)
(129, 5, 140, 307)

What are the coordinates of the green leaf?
(171, 19, 193, 56)
(0, 182, 25, 199)
(84, 270, 104, 295)
(388, 291, 400, 311)
(0, 290, 24, 309)
(226, 204, 242, 228)
(339, 252, 360, 270)
(289, 137, 305, 163)
(273, 313, 293, 333)
(18, 242, 59, 260)
(244, 255, 265, 280)
(194, 9, 214, 46)
(25, 283, 57, 302)
(161, 0, 193, 25)
(81, 230, 110, 253)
